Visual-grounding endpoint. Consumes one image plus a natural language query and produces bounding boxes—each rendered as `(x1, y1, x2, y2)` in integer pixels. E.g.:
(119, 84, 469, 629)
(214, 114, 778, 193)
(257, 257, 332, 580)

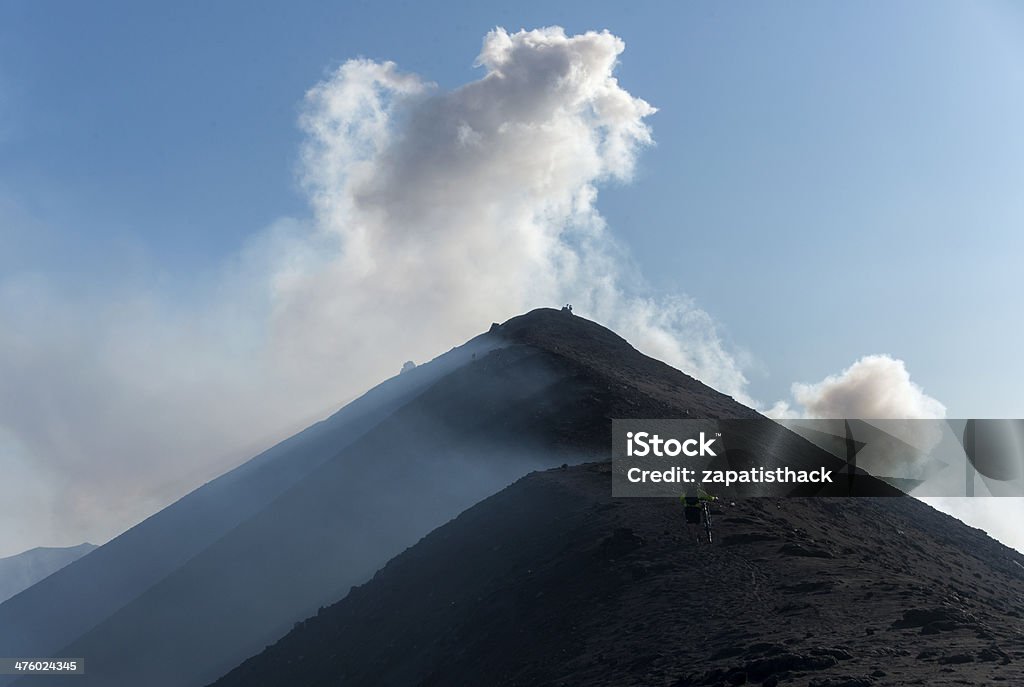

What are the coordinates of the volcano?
(3, 309, 1022, 686)
(1, 309, 760, 687)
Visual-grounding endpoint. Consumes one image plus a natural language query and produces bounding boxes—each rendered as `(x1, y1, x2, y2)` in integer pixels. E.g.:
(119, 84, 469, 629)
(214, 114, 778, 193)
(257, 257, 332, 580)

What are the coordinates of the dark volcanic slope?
(5, 309, 766, 687)
(214, 463, 1024, 687)
(497, 308, 761, 423)
(0, 329, 496, 673)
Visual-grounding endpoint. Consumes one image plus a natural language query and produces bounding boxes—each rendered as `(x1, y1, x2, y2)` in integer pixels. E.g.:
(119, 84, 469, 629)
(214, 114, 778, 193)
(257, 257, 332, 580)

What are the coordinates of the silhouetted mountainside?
(0, 544, 96, 604)
(0, 325, 500, 687)
(214, 463, 1024, 687)
(5, 309, 772, 687)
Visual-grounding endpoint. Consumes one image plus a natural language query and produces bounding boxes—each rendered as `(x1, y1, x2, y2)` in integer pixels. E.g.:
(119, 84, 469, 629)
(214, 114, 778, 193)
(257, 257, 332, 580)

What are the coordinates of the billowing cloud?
(272, 27, 750, 402)
(766, 354, 946, 420)
(0, 27, 750, 557)
(767, 357, 1024, 553)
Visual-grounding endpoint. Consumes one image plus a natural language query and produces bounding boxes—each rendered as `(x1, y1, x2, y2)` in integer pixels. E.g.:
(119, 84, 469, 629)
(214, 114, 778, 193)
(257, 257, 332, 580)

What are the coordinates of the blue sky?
(4, 1, 1022, 417)
(3, 2, 1024, 558)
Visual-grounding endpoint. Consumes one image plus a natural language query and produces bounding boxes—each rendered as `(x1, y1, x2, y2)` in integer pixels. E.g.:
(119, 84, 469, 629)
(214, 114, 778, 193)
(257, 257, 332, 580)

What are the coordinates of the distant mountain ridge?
(0, 544, 97, 604)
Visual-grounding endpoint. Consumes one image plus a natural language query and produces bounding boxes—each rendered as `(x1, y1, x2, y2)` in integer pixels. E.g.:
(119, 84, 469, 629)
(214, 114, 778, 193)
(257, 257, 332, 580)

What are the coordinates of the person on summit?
(561, 303, 574, 314)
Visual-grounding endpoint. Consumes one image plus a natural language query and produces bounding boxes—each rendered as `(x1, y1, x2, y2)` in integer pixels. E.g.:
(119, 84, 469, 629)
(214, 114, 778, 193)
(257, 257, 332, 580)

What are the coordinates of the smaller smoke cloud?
(769, 357, 1024, 554)
(767, 353, 946, 474)
(766, 354, 946, 420)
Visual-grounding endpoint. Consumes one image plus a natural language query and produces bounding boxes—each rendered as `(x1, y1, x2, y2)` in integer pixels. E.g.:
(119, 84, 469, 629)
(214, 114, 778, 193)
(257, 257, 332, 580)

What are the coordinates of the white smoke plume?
(766, 354, 946, 420)
(274, 27, 749, 402)
(767, 356, 1024, 553)
(767, 353, 946, 476)
(0, 27, 750, 557)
